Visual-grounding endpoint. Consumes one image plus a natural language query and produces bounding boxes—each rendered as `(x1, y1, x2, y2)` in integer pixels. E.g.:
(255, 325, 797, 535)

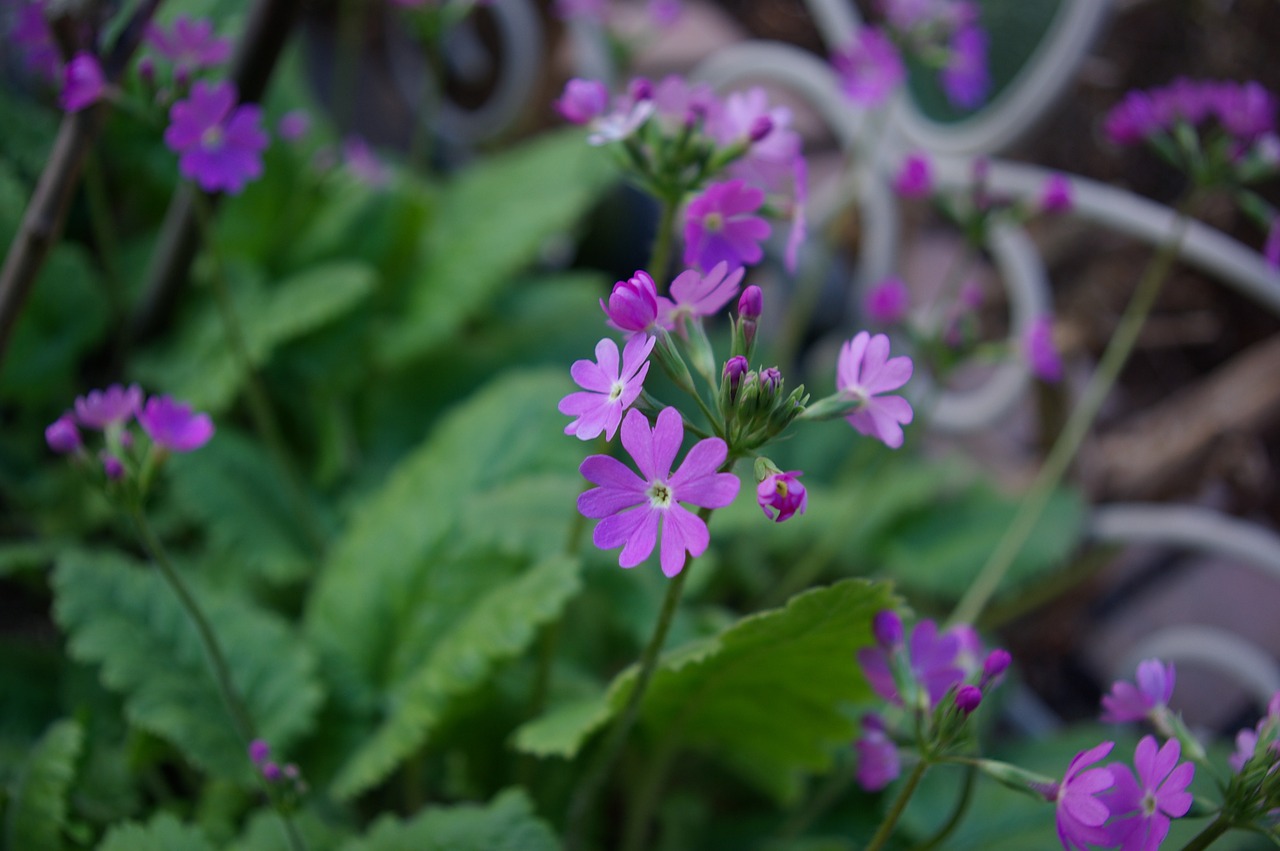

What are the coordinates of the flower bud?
(759, 366, 782, 397)
(723, 356, 749, 402)
(738, 285, 762, 321)
(628, 76, 654, 102)
(872, 610, 903, 649)
(249, 739, 271, 765)
(601, 271, 660, 333)
(556, 78, 609, 125)
(955, 684, 983, 714)
(101, 453, 125, 481)
(45, 413, 81, 454)
(980, 649, 1012, 689)
(748, 115, 774, 143)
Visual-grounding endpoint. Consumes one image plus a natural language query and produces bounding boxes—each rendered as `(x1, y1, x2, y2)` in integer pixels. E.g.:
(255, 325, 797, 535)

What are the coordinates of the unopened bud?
(628, 76, 654, 102)
(981, 649, 1012, 689)
(748, 115, 774, 143)
(955, 684, 982, 715)
(723, 356, 749, 402)
(738, 285, 762, 321)
(101, 453, 125, 481)
(45, 413, 81, 454)
(872, 610, 903, 649)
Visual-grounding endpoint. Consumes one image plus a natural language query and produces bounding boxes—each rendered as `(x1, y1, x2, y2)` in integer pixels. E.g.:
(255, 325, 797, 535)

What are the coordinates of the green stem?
(776, 754, 856, 842)
(1177, 815, 1231, 851)
(190, 193, 327, 558)
(83, 151, 124, 327)
(866, 759, 929, 851)
(130, 508, 309, 851)
(650, 194, 679, 289)
(948, 203, 1194, 627)
(909, 763, 976, 851)
(619, 737, 678, 851)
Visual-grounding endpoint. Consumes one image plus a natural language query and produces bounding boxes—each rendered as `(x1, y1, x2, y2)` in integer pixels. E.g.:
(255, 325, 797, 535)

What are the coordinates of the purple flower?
(13, 2, 60, 82)
(555, 78, 609, 125)
(864, 276, 910, 325)
(578, 407, 740, 577)
(1229, 692, 1280, 773)
(955, 684, 982, 714)
(941, 24, 989, 109)
(872, 610, 903, 648)
(1230, 727, 1259, 774)
(1040, 173, 1074, 214)
(1104, 90, 1161, 146)
(45, 413, 82, 454)
(683, 180, 771, 272)
(647, 0, 682, 28)
(1104, 736, 1194, 850)
(833, 27, 905, 108)
(1024, 315, 1063, 383)
(278, 109, 311, 142)
(75, 384, 142, 430)
(101, 453, 125, 481)
(893, 153, 932, 198)
(137, 395, 215, 452)
(657, 262, 744, 329)
(249, 739, 271, 764)
(854, 714, 900, 791)
(836, 331, 914, 449)
(164, 81, 269, 194)
(757, 470, 807, 522)
(709, 87, 802, 192)
(60, 53, 106, 113)
(1101, 659, 1175, 724)
(857, 619, 966, 707)
(601, 270, 661, 335)
(1053, 741, 1117, 851)
(1214, 80, 1276, 143)
(738, 285, 763, 321)
(146, 15, 232, 74)
(559, 335, 655, 441)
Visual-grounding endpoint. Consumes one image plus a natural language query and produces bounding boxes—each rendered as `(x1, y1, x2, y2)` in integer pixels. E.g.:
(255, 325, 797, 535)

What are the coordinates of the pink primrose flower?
(836, 331, 914, 449)
(14, 2, 60, 82)
(1024, 315, 1063, 383)
(601, 270, 661, 335)
(577, 407, 740, 577)
(164, 80, 269, 194)
(45, 413, 82, 454)
(555, 78, 609, 125)
(558, 334, 655, 441)
(833, 27, 905, 108)
(941, 23, 989, 109)
(1103, 736, 1194, 851)
(1101, 659, 1175, 725)
(60, 53, 106, 112)
(75, 384, 142, 430)
(757, 470, 807, 522)
(657, 262, 744, 329)
(857, 618, 966, 708)
(138, 395, 215, 452)
(1040, 173, 1074, 214)
(710, 87, 802, 192)
(683, 180, 771, 272)
(146, 15, 231, 74)
(1054, 741, 1117, 851)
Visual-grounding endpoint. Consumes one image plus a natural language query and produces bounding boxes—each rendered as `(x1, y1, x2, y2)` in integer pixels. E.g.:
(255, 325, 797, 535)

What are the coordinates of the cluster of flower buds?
(555, 76, 808, 272)
(248, 739, 308, 806)
(851, 610, 1010, 790)
(45, 383, 214, 496)
(1223, 692, 1280, 830)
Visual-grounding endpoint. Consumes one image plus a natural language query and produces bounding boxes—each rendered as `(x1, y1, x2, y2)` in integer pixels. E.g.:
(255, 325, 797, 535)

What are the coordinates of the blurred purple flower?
(1024, 315, 1063, 383)
(1053, 741, 1116, 851)
(13, 2, 60, 82)
(652, 75, 717, 129)
(146, 15, 231, 75)
(101, 453, 125, 481)
(941, 24, 989, 109)
(757, 470, 806, 522)
(343, 136, 389, 186)
(277, 109, 311, 142)
(164, 80, 269, 194)
(683, 179, 771, 272)
(138, 395, 215, 452)
(836, 331, 914, 449)
(578, 407, 740, 577)
(559, 334, 655, 441)
(1040, 173, 1074, 213)
(60, 53, 106, 112)
(556, 78, 609, 125)
(658, 262, 744, 329)
(709, 87, 802, 192)
(864, 276, 910, 325)
(45, 413, 81, 454)
(784, 155, 808, 273)
(1101, 659, 1175, 724)
(75, 384, 142, 430)
(854, 714, 900, 791)
(857, 618, 965, 707)
(955, 684, 982, 714)
(893, 153, 932, 198)
(833, 27, 905, 108)
(648, 0, 682, 28)
(1103, 736, 1194, 851)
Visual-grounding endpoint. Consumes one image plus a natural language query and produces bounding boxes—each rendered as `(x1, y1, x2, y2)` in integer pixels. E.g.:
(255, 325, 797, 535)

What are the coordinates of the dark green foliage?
(4, 719, 82, 851)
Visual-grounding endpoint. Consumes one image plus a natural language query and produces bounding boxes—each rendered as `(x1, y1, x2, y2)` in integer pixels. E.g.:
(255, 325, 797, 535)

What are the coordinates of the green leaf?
(53, 551, 324, 782)
(377, 130, 614, 365)
(340, 789, 560, 851)
(226, 808, 348, 851)
(95, 813, 215, 851)
(304, 369, 580, 696)
(5, 719, 83, 851)
(881, 483, 1085, 602)
(168, 429, 317, 586)
(332, 553, 582, 798)
(514, 579, 897, 802)
(133, 260, 376, 411)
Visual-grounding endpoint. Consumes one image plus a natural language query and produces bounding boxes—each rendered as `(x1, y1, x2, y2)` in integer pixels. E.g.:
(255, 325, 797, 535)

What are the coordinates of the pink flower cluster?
(1105, 78, 1277, 147)
(45, 383, 214, 480)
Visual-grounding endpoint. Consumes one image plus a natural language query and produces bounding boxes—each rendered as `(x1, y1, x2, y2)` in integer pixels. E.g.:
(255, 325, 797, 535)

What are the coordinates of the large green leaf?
(339, 789, 559, 851)
(95, 813, 215, 851)
(4, 719, 82, 851)
(881, 483, 1085, 603)
(515, 579, 897, 802)
(132, 260, 376, 411)
(304, 369, 580, 696)
(53, 551, 324, 783)
(376, 130, 613, 365)
(226, 808, 347, 851)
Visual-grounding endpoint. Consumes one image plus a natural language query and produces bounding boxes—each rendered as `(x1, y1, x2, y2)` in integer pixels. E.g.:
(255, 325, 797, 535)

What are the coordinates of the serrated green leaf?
(226, 807, 348, 851)
(514, 579, 897, 802)
(95, 813, 215, 851)
(5, 719, 82, 851)
(340, 789, 559, 851)
(133, 260, 376, 411)
(332, 553, 582, 798)
(304, 369, 580, 696)
(53, 551, 324, 783)
(168, 429, 317, 586)
(882, 484, 1084, 602)
(377, 129, 613, 365)
(510, 695, 616, 759)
